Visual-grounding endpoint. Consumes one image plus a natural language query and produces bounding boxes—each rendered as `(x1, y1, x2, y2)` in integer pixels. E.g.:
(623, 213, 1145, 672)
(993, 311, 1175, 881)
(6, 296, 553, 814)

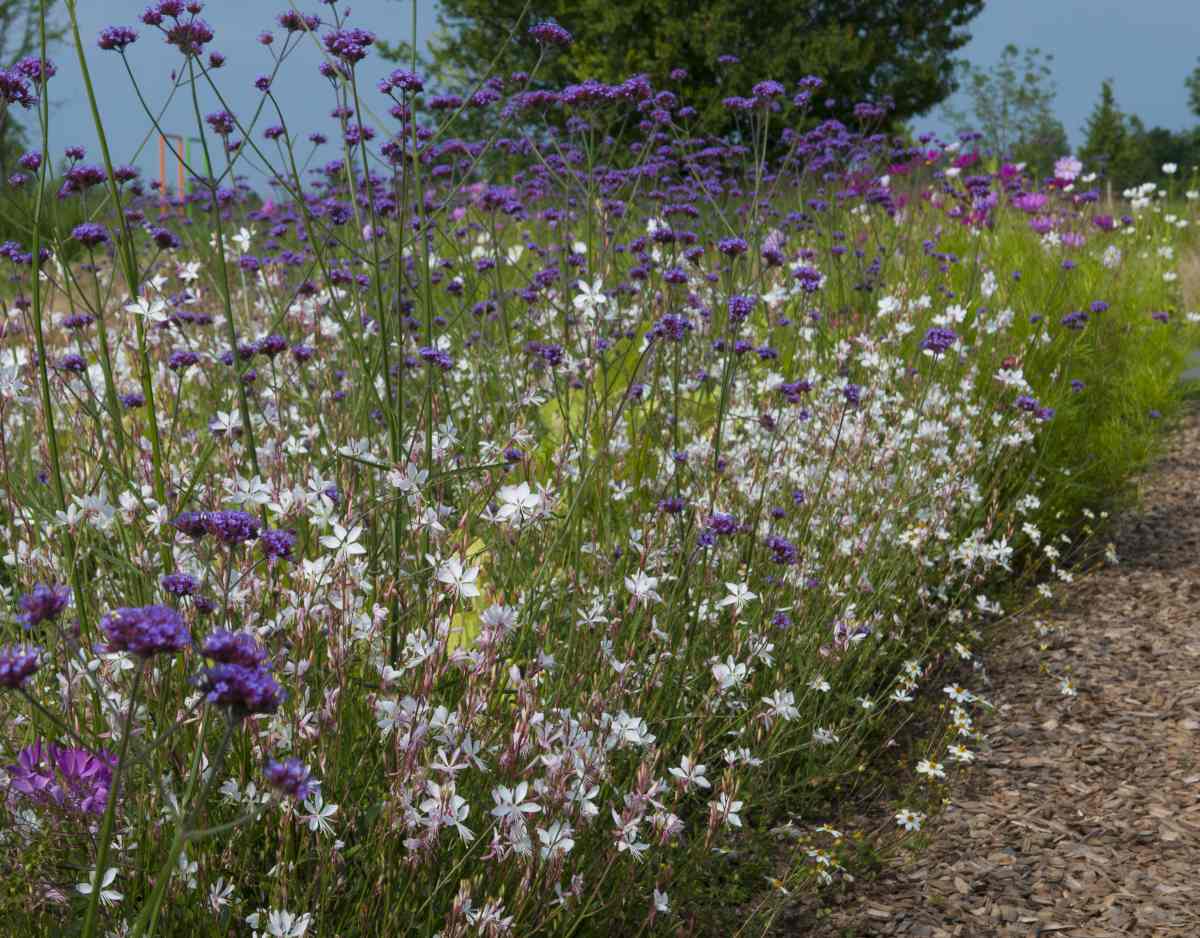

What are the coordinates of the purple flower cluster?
(529, 19, 572, 46)
(71, 222, 110, 247)
(6, 741, 115, 815)
(201, 629, 268, 668)
(199, 630, 281, 717)
(264, 756, 315, 800)
(98, 26, 139, 52)
(170, 509, 261, 545)
(0, 644, 41, 689)
(18, 583, 70, 629)
(161, 571, 199, 597)
(261, 528, 297, 561)
(919, 327, 959, 354)
(101, 604, 191, 657)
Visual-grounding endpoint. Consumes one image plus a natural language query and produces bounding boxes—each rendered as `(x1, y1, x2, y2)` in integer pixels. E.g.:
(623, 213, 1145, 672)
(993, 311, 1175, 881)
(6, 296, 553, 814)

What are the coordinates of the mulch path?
(792, 407, 1200, 938)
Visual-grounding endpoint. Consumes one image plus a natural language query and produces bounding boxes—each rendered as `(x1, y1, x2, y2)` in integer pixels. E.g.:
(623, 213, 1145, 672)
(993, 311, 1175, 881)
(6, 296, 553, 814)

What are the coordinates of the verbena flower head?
(101, 604, 191, 657)
(161, 572, 199, 597)
(0, 644, 41, 689)
(71, 222, 110, 247)
(199, 662, 283, 716)
(18, 583, 70, 629)
(204, 509, 262, 545)
(919, 326, 958, 354)
(529, 19, 572, 46)
(264, 756, 315, 800)
(0, 68, 35, 108)
(98, 25, 139, 51)
(6, 741, 115, 815)
(201, 629, 268, 668)
(261, 528, 297, 561)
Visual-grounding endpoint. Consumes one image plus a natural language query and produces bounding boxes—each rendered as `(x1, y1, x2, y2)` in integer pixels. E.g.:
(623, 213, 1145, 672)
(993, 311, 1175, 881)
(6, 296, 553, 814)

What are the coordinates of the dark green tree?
(1078, 79, 1130, 181)
(1186, 57, 1200, 119)
(940, 44, 1068, 177)
(420, 0, 985, 138)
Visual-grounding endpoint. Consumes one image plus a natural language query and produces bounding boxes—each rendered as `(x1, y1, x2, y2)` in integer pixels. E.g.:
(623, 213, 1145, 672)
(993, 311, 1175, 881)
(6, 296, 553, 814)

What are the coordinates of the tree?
(1079, 79, 1129, 181)
(1186, 57, 1200, 119)
(940, 44, 1068, 177)
(422, 0, 985, 139)
(0, 0, 66, 172)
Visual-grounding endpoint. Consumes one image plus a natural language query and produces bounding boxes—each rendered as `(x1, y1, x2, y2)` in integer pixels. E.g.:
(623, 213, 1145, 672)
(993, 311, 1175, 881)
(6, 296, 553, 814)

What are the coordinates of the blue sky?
(31, 0, 1200, 186)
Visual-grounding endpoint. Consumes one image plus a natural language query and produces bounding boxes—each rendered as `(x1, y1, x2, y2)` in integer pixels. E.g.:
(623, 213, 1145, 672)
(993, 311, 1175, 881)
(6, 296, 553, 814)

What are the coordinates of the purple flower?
(71, 222, 110, 247)
(0, 68, 35, 108)
(919, 327, 958, 354)
(101, 604, 191, 657)
(6, 741, 115, 815)
(842, 384, 862, 406)
(99, 25, 139, 51)
(203, 510, 261, 545)
(171, 510, 209, 538)
(264, 756, 314, 800)
(529, 19, 572, 46)
(0, 644, 41, 689)
(716, 237, 748, 257)
(161, 572, 199, 597)
(205, 110, 235, 136)
(765, 534, 798, 565)
(199, 662, 283, 716)
(18, 583, 70, 629)
(17, 151, 42, 171)
(201, 629, 268, 668)
(260, 528, 297, 562)
(323, 27, 375, 64)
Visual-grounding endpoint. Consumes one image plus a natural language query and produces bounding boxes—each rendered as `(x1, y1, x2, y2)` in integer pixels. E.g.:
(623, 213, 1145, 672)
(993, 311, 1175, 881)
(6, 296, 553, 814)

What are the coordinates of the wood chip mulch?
(789, 408, 1200, 938)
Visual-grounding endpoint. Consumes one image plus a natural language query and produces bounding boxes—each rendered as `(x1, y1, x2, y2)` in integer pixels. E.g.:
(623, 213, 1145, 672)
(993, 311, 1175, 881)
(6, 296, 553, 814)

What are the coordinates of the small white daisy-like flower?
(915, 758, 946, 780)
(895, 808, 925, 831)
(947, 744, 975, 764)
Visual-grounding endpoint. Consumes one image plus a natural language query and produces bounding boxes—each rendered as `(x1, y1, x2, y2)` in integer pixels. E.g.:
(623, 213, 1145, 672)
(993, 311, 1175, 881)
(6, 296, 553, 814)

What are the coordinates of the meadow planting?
(0, 3, 1197, 936)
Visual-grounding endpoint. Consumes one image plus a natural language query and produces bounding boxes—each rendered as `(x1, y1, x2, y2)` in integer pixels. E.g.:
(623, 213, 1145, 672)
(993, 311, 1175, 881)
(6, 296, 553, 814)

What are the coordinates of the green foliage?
(1186, 56, 1200, 119)
(423, 0, 985, 137)
(940, 44, 1068, 178)
(1079, 79, 1130, 182)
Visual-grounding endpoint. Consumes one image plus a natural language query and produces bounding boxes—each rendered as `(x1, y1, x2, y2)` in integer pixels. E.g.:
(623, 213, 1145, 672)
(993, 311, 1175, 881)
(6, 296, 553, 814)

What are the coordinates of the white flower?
(653, 888, 670, 913)
(536, 820, 575, 859)
(943, 684, 973, 704)
(948, 744, 975, 764)
(1162, 162, 1178, 175)
(762, 689, 799, 723)
(495, 482, 543, 526)
(124, 296, 170, 323)
(256, 909, 312, 938)
(668, 755, 711, 790)
(717, 581, 757, 614)
(436, 556, 481, 599)
(1058, 676, 1077, 697)
(808, 676, 831, 693)
(624, 570, 661, 606)
(77, 867, 121, 907)
(208, 877, 235, 913)
(916, 758, 946, 780)
(712, 656, 748, 692)
(711, 792, 744, 829)
(319, 523, 366, 562)
(573, 278, 606, 313)
(490, 782, 541, 826)
(301, 792, 338, 835)
(895, 808, 924, 831)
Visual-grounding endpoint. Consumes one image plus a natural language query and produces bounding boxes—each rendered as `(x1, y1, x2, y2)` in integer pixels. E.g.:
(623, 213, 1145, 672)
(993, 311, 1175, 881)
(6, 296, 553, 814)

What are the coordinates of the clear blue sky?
(32, 0, 1200, 185)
